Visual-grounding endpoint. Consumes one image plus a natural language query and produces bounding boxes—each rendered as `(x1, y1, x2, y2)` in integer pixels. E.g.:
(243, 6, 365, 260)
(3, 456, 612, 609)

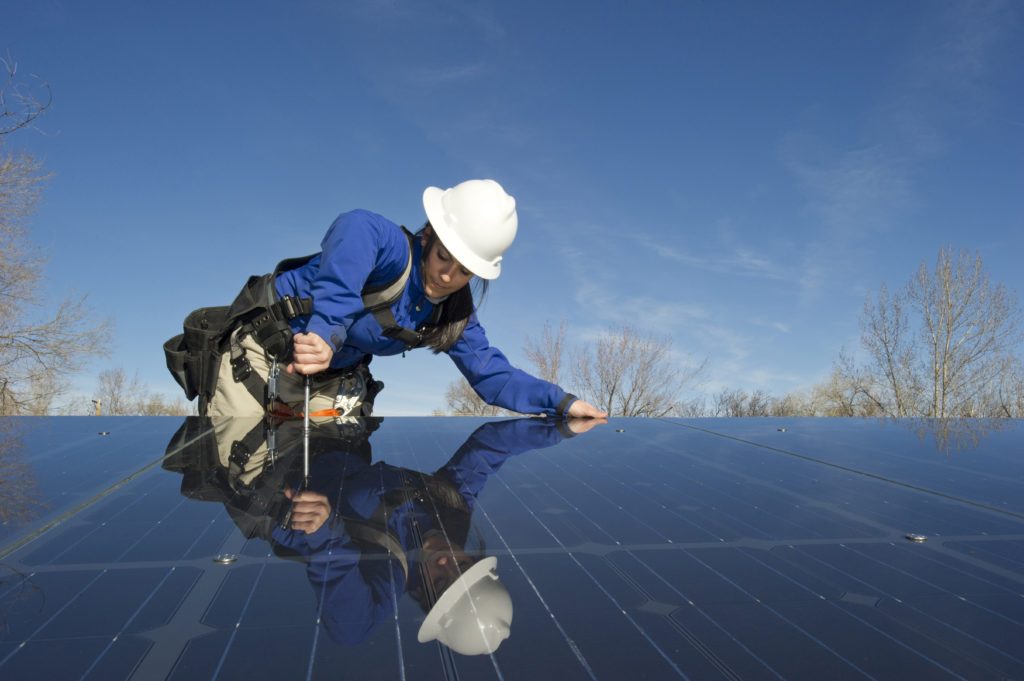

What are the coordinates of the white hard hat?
(416, 556, 513, 655)
(422, 179, 518, 280)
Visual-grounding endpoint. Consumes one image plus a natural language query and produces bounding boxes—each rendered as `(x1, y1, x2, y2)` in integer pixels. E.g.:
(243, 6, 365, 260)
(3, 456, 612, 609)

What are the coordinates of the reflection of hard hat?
(417, 556, 512, 655)
(422, 179, 517, 280)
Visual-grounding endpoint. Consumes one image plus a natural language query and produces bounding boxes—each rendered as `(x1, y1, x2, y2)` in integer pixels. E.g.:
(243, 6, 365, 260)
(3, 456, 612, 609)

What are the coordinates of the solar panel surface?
(0, 415, 1022, 680)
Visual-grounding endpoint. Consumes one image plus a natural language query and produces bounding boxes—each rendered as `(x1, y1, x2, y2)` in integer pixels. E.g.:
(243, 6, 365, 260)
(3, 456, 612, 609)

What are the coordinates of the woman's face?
(421, 534, 475, 597)
(421, 232, 473, 298)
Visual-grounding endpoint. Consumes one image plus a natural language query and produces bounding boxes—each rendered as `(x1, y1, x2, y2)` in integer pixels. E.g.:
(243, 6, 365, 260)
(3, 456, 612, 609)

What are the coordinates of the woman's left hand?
(568, 399, 609, 420)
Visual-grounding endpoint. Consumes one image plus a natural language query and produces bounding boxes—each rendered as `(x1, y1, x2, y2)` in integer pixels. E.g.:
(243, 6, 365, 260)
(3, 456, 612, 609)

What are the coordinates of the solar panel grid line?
(472, 503, 599, 681)
(374, 454, 409, 681)
(303, 609, 324, 681)
(668, 421, 1024, 521)
(551, 445, 752, 543)
(71, 514, 228, 680)
(512, 446, 897, 675)
(0, 567, 38, 604)
(397, 427, 504, 681)
(613, 431, 887, 541)
(579, 459, 726, 542)
(620, 551, 789, 681)
(493, 478, 694, 680)
(533, 450, 680, 545)
(209, 560, 270, 681)
(941, 539, 1024, 583)
(785, 544, 1024, 670)
(599, 551, 749, 681)
(35, 477, 174, 565)
(75, 563, 180, 681)
(861, 539, 1024, 596)
(553, 446, 836, 544)
(299, 446, 361, 681)
(677, 546, 882, 680)
(0, 455, 168, 561)
(516, 445, 882, 679)
(127, 530, 248, 681)
(731, 423, 1020, 506)
(838, 544, 1024, 628)
(0, 564, 110, 669)
(638, 429, 1000, 547)
(0, 481, 198, 673)
(735, 545, 976, 681)
(544, 432, 888, 557)
(3, 416, 1022, 679)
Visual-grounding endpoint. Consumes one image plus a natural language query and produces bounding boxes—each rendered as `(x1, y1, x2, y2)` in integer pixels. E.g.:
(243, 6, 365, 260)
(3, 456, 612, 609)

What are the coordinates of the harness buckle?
(231, 354, 252, 382)
(229, 440, 252, 467)
(279, 295, 309, 320)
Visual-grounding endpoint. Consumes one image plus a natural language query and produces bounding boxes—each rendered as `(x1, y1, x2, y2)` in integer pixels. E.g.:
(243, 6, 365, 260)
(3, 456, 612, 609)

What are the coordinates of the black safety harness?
(165, 227, 440, 414)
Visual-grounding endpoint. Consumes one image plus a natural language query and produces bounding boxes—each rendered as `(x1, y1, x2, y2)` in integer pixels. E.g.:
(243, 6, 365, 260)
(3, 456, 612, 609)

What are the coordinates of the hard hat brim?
(417, 555, 500, 644)
(423, 186, 502, 280)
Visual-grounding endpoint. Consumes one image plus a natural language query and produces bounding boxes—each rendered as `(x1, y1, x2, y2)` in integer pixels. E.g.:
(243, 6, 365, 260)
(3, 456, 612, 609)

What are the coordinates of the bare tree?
(442, 378, 517, 417)
(93, 367, 192, 415)
(849, 246, 1022, 418)
(1, 54, 51, 137)
(95, 367, 148, 415)
(0, 61, 111, 414)
(523, 320, 567, 385)
(993, 361, 1024, 418)
(137, 393, 193, 416)
(571, 325, 705, 417)
(440, 322, 703, 417)
(804, 354, 887, 417)
(440, 319, 565, 416)
(709, 387, 812, 417)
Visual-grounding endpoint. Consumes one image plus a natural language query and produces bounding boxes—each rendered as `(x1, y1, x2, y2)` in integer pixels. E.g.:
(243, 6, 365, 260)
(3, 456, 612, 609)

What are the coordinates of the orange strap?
(267, 401, 340, 420)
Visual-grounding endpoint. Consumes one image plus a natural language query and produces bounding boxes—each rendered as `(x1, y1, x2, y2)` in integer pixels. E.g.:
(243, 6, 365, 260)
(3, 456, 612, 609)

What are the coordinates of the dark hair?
(416, 223, 489, 353)
(404, 471, 485, 611)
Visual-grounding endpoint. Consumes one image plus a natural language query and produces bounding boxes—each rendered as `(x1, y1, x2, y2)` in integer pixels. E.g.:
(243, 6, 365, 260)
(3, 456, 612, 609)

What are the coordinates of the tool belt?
(164, 227, 419, 413)
(163, 264, 314, 414)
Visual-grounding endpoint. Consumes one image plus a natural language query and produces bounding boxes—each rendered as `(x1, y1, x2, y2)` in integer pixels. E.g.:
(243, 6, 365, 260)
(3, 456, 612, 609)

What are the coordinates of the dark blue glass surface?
(1, 416, 1021, 680)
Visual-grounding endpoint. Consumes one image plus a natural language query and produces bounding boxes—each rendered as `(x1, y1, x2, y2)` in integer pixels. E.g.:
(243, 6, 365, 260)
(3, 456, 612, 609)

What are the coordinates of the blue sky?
(4, 0, 1022, 415)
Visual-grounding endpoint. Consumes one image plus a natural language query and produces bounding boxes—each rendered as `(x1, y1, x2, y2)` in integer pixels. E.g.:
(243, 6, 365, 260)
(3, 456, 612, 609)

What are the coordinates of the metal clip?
(267, 358, 279, 405)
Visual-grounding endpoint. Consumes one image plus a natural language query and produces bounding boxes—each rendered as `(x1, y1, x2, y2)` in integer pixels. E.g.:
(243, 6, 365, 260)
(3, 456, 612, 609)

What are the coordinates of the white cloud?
(410, 62, 487, 86)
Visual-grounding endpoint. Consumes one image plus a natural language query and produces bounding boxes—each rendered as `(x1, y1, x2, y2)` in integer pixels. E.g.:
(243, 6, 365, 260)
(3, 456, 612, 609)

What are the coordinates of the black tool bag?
(164, 228, 416, 410)
(164, 306, 233, 406)
(163, 262, 314, 411)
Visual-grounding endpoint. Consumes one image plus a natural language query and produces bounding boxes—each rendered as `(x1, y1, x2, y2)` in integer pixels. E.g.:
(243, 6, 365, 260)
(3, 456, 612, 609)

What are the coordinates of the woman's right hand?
(287, 332, 333, 374)
(284, 489, 331, 533)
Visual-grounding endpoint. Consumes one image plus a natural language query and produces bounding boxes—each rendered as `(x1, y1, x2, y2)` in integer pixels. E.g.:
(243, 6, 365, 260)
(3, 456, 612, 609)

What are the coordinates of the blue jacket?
(275, 210, 574, 416)
(270, 417, 574, 646)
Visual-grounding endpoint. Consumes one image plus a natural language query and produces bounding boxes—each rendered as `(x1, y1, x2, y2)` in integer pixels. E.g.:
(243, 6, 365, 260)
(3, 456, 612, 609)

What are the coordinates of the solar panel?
(1, 416, 1022, 680)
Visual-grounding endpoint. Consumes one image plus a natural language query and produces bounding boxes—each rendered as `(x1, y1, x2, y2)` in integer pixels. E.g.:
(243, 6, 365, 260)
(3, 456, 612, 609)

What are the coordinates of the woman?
(200, 179, 607, 420)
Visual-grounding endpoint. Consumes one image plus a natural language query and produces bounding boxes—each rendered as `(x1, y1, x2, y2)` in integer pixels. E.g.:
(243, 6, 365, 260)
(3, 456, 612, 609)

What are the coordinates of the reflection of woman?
(271, 418, 590, 653)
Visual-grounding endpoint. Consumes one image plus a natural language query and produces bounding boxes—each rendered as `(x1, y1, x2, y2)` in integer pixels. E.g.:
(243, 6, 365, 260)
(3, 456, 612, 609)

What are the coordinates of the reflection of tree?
(0, 563, 43, 634)
(900, 417, 1012, 456)
(0, 418, 41, 526)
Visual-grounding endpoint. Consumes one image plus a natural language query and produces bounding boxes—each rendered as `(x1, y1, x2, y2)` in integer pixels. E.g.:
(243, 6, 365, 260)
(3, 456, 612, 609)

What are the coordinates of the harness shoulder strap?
(361, 226, 415, 311)
(269, 226, 415, 319)
(368, 227, 437, 349)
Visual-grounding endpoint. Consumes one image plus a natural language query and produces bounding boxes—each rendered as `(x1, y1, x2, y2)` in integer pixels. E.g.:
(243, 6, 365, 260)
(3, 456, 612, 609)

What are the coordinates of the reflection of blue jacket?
(274, 210, 573, 416)
(271, 418, 572, 646)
